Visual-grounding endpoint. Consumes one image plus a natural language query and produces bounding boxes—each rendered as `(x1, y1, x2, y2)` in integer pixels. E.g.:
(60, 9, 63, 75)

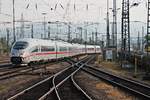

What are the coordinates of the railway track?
(0, 64, 50, 80)
(0, 59, 10, 64)
(54, 72, 91, 100)
(0, 66, 30, 80)
(0, 63, 12, 70)
(0, 59, 70, 80)
(82, 65, 150, 99)
(7, 55, 94, 100)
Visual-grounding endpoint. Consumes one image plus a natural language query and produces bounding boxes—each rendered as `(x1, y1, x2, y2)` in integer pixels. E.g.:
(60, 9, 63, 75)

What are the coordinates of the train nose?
(11, 49, 25, 57)
(11, 57, 22, 64)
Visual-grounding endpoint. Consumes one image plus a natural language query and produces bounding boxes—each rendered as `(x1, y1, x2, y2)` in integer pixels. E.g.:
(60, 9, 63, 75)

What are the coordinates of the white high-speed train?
(10, 38, 101, 65)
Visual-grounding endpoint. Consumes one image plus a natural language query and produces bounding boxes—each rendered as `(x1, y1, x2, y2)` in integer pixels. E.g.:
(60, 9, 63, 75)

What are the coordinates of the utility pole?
(137, 32, 140, 51)
(147, 0, 150, 55)
(20, 13, 25, 38)
(48, 26, 51, 39)
(95, 28, 98, 53)
(75, 28, 77, 41)
(78, 27, 82, 44)
(112, 0, 117, 60)
(85, 22, 88, 53)
(6, 28, 10, 51)
(112, 0, 117, 48)
(95, 28, 98, 45)
(121, 0, 130, 66)
(106, 0, 110, 48)
(142, 26, 144, 52)
(80, 27, 82, 44)
(42, 13, 47, 39)
(13, 0, 16, 42)
(56, 23, 59, 40)
(68, 23, 71, 42)
(31, 24, 33, 38)
(44, 16, 46, 39)
(92, 32, 94, 44)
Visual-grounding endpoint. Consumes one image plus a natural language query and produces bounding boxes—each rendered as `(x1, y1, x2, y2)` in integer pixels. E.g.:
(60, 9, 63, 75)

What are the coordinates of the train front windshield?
(13, 41, 28, 50)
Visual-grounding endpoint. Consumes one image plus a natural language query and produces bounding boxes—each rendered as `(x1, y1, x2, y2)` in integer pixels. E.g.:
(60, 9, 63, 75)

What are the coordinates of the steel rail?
(0, 60, 65, 80)
(39, 55, 93, 100)
(8, 55, 94, 100)
(8, 76, 54, 100)
(0, 63, 13, 70)
(53, 55, 94, 100)
(82, 65, 150, 99)
(71, 75, 92, 100)
(0, 66, 31, 80)
(7, 65, 72, 100)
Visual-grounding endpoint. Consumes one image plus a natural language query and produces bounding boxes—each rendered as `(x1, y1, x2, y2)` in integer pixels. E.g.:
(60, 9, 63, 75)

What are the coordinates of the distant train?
(10, 38, 101, 65)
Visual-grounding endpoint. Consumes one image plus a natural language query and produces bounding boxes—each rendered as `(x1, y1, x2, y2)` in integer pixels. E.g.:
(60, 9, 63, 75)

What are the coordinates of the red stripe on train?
(24, 51, 72, 58)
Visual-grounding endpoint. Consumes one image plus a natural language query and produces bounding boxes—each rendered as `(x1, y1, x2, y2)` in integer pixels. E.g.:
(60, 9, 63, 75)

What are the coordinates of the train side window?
(41, 46, 55, 52)
(59, 47, 67, 51)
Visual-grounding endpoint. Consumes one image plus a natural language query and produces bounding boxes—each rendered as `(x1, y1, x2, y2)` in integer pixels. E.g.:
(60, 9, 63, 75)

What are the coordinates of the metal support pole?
(42, 13, 47, 39)
(81, 27, 82, 44)
(20, 13, 24, 38)
(95, 28, 97, 53)
(112, 0, 117, 48)
(121, 0, 130, 67)
(6, 28, 10, 51)
(31, 24, 33, 38)
(142, 26, 144, 52)
(95, 29, 98, 45)
(13, 0, 16, 42)
(134, 54, 137, 77)
(44, 16, 46, 38)
(137, 32, 140, 51)
(112, 0, 117, 61)
(78, 27, 82, 44)
(147, 0, 150, 55)
(48, 26, 51, 39)
(106, 0, 110, 48)
(85, 26, 87, 53)
(92, 32, 94, 44)
(75, 29, 77, 41)
(56, 23, 59, 40)
(68, 24, 71, 42)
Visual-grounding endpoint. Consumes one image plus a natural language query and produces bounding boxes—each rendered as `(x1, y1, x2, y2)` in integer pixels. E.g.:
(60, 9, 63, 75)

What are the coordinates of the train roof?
(16, 38, 73, 46)
(16, 38, 100, 47)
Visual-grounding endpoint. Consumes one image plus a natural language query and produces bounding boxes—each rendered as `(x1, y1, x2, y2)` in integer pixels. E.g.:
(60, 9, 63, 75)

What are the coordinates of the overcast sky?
(0, 0, 148, 23)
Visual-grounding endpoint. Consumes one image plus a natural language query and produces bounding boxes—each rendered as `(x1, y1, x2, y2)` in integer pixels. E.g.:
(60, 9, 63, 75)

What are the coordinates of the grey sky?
(0, 0, 147, 23)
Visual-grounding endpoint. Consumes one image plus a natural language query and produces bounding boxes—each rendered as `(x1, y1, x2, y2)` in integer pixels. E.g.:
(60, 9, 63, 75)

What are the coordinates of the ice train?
(10, 38, 101, 65)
